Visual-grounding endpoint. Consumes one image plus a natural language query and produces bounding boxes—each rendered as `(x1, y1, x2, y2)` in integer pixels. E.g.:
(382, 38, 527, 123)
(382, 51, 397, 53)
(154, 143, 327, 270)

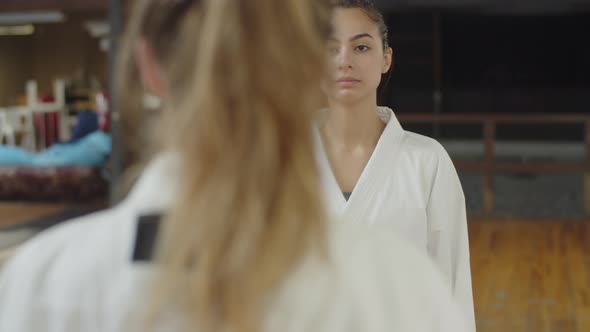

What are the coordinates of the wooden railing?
(397, 113, 590, 218)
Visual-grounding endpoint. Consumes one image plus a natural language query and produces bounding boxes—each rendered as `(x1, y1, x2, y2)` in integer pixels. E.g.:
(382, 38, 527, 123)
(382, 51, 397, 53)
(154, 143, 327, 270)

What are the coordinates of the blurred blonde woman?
(0, 1, 469, 331)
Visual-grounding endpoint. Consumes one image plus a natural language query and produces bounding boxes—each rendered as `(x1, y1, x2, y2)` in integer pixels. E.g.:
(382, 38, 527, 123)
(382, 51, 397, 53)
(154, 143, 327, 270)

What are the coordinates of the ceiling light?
(0, 11, 65, 25)
(85, 21, 110, 38)
(0, 24, 35, 36)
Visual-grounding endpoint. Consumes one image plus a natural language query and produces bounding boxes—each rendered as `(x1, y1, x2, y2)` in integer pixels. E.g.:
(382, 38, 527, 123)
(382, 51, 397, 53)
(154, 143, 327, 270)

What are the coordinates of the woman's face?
(323, 8, 392, 106)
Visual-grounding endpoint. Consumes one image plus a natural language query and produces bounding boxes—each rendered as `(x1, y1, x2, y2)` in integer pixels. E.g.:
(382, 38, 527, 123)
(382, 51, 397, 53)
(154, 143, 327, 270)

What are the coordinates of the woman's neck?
(322, 97, 385, 148)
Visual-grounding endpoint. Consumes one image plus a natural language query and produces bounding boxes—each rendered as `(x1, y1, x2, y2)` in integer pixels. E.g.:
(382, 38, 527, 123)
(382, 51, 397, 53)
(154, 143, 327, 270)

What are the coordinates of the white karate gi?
(0, 154, 470, 332)
(316, 107, 476, 331)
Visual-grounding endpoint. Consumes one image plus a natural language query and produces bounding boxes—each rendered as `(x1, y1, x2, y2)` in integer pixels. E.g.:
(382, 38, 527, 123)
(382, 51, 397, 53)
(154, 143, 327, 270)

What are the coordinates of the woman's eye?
(355, 45, 370, 52)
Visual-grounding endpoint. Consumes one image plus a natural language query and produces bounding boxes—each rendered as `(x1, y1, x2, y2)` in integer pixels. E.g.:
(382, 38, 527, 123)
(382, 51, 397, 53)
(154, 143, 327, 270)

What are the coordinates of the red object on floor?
(33, 112, 60, 148)
(97, 91, 110, 132)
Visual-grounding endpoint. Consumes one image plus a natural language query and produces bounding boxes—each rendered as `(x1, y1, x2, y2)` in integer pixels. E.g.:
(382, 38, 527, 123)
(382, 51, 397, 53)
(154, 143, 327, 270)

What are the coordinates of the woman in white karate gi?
(0, 0, 470, 331)
(319, 1, 476, 330)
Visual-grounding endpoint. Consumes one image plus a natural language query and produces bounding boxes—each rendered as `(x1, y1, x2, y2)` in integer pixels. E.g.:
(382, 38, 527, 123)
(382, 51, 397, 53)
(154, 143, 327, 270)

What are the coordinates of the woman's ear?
(135, 39, 168, 99)
(383, 47, 393, 74)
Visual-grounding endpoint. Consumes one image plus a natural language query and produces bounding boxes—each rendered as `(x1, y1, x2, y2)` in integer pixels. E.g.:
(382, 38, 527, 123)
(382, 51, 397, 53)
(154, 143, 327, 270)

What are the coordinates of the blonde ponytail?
(118, 0, 333, 331)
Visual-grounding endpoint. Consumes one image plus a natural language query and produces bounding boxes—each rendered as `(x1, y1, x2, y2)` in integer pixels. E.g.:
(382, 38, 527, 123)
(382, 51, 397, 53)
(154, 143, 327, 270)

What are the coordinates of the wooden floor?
(1, 203, 589, 331)
(470, 221, 590, 332)
(0, 202, 66, 229)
